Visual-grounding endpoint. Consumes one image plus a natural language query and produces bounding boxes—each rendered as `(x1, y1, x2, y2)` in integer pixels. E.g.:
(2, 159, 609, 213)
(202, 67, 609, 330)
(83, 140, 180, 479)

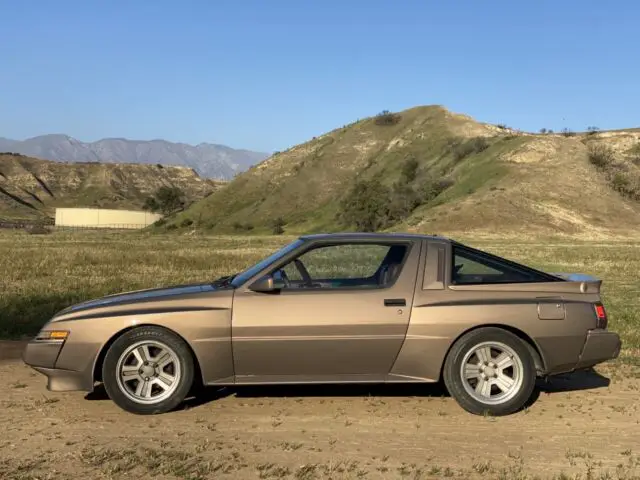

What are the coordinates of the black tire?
(102, 326, 195, 415)
(442, 327, 536, 416)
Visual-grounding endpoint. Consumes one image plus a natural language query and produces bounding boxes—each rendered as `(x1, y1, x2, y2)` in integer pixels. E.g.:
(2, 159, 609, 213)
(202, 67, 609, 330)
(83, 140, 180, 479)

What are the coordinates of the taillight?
(594, 303, 608, 329)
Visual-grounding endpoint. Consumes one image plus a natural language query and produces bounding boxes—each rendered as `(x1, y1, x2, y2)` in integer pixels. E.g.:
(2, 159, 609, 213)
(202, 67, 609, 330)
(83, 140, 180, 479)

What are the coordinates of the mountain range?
(0, 135, 269, 180)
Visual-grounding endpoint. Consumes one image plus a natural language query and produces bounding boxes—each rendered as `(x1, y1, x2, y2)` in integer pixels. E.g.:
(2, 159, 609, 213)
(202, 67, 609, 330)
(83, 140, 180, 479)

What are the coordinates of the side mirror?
(249, 274, 279, 293)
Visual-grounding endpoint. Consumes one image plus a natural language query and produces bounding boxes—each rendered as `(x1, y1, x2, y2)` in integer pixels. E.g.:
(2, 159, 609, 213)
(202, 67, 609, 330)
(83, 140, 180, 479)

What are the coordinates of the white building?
(54, 208, 162, 229)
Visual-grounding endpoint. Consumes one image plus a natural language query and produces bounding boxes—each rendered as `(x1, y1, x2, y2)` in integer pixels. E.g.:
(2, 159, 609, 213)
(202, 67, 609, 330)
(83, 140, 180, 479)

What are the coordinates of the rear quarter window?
(451, 244, 559, 285)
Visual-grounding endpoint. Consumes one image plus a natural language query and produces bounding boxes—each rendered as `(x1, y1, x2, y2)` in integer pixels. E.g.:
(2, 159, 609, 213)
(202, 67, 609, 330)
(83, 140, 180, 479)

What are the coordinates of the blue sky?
(0, 0, 638, 152)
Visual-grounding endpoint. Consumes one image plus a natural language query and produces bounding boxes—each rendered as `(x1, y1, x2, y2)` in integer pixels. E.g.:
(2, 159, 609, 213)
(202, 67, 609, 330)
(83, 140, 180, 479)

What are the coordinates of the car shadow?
(536, 367, 611, 394)
(84, 368, 612, 411)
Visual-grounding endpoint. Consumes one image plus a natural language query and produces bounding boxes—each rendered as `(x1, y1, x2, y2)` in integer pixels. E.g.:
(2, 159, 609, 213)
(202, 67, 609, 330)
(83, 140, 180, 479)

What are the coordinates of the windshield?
(230, 239, 305, 287)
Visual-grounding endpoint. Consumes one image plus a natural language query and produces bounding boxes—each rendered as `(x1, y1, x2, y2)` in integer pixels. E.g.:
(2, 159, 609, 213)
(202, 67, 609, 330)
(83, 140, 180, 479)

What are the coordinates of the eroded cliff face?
(0, 153, 223, 220)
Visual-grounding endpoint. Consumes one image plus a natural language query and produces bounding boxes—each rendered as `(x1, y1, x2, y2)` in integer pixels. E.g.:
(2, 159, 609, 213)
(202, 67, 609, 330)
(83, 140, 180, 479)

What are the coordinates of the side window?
(452, 245, 552, 285)
(274, 243, 408, 289)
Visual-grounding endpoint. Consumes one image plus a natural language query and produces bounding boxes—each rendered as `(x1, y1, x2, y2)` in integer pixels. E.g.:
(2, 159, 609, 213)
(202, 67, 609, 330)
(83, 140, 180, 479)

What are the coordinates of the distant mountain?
(0, 153, 223, 221)
(0, 135, 269, 180)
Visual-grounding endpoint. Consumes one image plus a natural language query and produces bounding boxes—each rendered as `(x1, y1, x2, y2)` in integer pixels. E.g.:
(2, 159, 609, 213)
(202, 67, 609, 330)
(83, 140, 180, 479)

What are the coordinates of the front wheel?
(102, 326, 195, 415)
(443, 328, 536, 416)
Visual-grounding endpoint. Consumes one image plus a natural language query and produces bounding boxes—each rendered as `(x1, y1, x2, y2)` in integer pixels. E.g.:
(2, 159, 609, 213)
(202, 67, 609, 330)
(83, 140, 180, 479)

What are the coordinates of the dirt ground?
(1, 341, 639, 480)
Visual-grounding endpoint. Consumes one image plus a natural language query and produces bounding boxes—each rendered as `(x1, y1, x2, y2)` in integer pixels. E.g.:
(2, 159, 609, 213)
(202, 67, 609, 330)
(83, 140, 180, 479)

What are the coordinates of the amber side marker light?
(594, 303, 608, 329)
(35, 330, 69, 341)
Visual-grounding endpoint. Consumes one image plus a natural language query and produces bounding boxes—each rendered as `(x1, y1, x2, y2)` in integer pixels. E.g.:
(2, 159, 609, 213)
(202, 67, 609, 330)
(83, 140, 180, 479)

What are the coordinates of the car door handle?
(384, 298, 406, 307)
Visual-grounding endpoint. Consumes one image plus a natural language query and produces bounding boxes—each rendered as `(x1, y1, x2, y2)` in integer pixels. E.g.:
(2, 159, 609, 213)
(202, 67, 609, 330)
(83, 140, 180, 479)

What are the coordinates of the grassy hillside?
(168, 106, 640, 237)
(0, 153, 224, 221)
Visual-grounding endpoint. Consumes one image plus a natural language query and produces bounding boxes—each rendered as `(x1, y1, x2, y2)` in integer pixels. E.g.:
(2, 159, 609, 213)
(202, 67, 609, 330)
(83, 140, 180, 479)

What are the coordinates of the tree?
(338, 178, 390, 231)
(142, 196, 159, 212)
(143, 186, 186, 215)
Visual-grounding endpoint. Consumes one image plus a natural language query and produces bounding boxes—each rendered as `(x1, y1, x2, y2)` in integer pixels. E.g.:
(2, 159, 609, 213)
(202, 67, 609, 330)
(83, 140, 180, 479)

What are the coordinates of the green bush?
(450, 137, 491, 162)
(401, 157, 419, 182)
(143, 186, 186, 215)
(337, 165, 456, 231)
(232, 221, 254, 231)
(374, 110, 401, 126)
(180, 218, 194, 228)
(271, 217, 285, 235)
(153, 218, 167, 227)
(338, 178, 391, 231)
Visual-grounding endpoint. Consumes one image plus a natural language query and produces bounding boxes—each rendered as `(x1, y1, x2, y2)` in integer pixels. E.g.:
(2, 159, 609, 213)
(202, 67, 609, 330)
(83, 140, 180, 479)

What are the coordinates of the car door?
(231, 239, 422, 383)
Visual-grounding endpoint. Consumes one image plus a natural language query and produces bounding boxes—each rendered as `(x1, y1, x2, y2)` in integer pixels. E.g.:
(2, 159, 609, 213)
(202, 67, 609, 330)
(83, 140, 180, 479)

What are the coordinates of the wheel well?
(438, 324, 547, 381)
(92, 324, 203, 386)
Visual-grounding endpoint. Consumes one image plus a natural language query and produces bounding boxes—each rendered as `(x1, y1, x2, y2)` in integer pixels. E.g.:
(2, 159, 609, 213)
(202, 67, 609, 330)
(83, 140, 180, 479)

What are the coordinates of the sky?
(0, 0, 638, 153)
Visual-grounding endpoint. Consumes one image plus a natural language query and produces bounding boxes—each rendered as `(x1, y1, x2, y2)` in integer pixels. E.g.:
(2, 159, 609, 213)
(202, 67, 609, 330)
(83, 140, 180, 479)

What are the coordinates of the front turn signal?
(35, 330, 69, 341)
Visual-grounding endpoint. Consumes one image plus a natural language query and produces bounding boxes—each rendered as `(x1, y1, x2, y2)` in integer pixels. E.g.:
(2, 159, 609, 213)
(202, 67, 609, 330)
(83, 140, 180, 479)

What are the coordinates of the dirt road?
(1, 342, 639, 480)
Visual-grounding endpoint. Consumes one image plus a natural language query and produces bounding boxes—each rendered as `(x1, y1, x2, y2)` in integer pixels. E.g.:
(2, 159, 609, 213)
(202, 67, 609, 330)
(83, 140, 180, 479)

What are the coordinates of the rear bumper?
(575, 330, 622, 370)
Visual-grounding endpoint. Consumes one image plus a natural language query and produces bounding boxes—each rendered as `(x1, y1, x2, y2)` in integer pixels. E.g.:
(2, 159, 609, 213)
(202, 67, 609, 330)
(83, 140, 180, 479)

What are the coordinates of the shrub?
(153, 218, 167, 227)
(374, 110, 401, 126)
(387, 184, 422, 222)
(611, 173, 640, 201)
(539, 128, 547, 134)
(561, 128, 576, 137)
(232, 221, 254, 231)
(143, 186, 185, 215)
(587, 126, 600, 135)
(338, 178, 391, 231)
(400, 157, 419, 183)
(24, 224, 51, 235)
(271, 217, 285, 235)
(420, 178, 454, 203)
(588, 145, 615, 169)
(450, 137, 491, 162)
(180, 218, 194, 228)
(166, 224, 178, 231)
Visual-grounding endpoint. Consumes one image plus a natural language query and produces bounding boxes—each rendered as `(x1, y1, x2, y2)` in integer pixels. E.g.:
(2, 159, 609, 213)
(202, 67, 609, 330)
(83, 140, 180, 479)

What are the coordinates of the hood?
(55, 282, 224, 317)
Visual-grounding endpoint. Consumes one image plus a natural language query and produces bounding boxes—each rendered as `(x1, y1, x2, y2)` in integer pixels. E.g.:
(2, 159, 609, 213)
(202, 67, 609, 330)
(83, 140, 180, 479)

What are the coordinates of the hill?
(0, 153, 222, 221)
(0, 135, 269, 180)
(168, 105, 640, 238)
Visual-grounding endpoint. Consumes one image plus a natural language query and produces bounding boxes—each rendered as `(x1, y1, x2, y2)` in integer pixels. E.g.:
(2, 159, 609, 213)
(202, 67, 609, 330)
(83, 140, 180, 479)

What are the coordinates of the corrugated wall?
(54, 208, 163, 229)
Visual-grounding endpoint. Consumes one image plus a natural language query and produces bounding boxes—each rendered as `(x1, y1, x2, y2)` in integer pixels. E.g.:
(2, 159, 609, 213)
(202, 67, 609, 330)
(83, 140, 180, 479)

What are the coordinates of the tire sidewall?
(443, 328, 536, 416)
(102, 326, 195, 415)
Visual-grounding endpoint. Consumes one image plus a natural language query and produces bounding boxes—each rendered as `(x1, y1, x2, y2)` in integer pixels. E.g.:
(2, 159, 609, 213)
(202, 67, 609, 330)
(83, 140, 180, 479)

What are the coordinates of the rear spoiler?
(549, 272, 602, 294)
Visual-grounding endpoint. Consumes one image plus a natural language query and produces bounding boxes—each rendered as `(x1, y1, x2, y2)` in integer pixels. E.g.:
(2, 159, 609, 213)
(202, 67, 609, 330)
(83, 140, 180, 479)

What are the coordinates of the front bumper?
(22, 340, 64, 368)
(23, 341, 94, 392)
(575, 330, 622, 370)
(31, 366, 94, 392)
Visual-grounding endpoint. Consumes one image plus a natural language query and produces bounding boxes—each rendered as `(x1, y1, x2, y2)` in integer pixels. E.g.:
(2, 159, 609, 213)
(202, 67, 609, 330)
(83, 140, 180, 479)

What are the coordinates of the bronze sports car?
(23, 233, 621, 416)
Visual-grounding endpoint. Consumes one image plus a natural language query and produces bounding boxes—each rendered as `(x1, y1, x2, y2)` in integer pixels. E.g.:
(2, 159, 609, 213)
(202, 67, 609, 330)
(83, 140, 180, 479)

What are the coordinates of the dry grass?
(0, 230, 638, 363)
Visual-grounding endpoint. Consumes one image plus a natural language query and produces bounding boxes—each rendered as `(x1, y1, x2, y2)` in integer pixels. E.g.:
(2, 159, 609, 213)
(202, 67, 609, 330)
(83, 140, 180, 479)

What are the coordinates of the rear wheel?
(443, 328, 536, 416)
(102, 326, 194, 415)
